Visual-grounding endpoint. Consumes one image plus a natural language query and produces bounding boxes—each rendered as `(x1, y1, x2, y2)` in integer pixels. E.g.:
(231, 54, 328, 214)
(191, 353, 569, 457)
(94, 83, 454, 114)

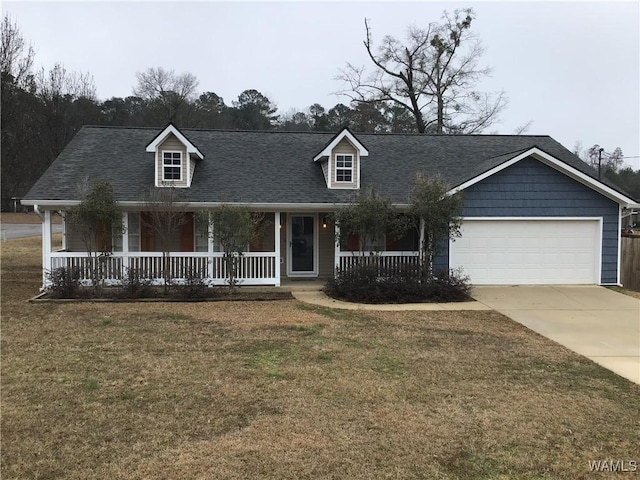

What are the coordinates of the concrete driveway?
(473, 286, 640, 384)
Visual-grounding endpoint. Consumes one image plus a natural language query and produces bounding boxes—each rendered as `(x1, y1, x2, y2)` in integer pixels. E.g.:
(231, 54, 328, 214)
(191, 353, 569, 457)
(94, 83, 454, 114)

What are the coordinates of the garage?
(450, 219, 601, 285)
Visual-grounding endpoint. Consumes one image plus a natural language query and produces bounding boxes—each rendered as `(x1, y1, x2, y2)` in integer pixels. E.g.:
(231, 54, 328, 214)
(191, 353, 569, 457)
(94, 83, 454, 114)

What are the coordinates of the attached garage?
(450, 219, 601, 285)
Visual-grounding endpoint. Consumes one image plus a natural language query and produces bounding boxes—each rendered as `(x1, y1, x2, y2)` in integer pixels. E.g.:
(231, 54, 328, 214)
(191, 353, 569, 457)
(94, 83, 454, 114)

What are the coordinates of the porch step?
(280, 279, 326, 292)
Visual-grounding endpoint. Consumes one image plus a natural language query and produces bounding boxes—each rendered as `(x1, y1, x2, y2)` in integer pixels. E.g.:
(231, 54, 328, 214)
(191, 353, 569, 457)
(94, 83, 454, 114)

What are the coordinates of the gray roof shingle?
(24, 126, 634, 205)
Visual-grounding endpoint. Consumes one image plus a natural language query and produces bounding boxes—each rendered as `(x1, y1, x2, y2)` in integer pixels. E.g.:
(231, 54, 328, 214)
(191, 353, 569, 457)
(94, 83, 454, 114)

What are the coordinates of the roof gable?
(448, 146, 637, 206)
(313, 127, 368, 161)
(145, 123, 204, 159)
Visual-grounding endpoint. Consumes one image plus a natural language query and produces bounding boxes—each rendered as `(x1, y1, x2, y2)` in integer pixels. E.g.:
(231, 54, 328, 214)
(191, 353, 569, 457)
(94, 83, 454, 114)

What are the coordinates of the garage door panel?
(450, 220, 600, 285)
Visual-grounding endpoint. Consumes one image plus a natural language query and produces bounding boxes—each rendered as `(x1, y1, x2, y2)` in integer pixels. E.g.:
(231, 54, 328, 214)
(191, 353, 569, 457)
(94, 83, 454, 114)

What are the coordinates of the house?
(22, 124, 639, 288)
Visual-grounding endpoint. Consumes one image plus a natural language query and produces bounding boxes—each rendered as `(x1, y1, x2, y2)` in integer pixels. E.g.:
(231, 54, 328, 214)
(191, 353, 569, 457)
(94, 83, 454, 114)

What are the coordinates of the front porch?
(39, 209, 421, 288)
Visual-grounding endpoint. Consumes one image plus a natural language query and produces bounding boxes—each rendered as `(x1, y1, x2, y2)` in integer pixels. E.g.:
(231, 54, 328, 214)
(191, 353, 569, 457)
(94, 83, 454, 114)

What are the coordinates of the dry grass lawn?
(2, 237, 639, 479)
(607, 286, 640, 300)
(1, 212, 62, 224)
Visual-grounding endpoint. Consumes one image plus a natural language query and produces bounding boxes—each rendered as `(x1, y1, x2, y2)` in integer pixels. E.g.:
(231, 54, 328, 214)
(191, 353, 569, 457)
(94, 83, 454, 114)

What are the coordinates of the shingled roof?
(23, 125, 633, 205)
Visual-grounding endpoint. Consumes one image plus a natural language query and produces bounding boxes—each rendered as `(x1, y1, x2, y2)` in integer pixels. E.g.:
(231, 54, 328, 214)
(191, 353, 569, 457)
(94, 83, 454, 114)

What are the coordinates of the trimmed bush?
(172, 268, 209, 299)
(423, 268, 472, 302)
(119, 267, 153, 299)
(325, 264, 471, 304)
(46, 266, 81, 298)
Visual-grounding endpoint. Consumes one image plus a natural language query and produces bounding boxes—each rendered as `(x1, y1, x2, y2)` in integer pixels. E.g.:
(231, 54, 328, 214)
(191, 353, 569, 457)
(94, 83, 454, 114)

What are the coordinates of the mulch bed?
(30, 290, 293, 303)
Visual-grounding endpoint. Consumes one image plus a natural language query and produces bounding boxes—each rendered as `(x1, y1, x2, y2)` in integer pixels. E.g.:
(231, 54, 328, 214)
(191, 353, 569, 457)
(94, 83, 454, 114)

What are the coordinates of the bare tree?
(512, 120, 533, 135)
(1, 14, 38, 208)
(0, 13, 35, 87)
(36, 63, 96, 101)
(34, 63, 99, 164)
(69, 181, 123, 295)
(409, 173, 463, 277)
(142, 186, 188, 293)
(134, 67, 199, 124)
(338, 9, 506, 134)
(206, 205, 265, 293)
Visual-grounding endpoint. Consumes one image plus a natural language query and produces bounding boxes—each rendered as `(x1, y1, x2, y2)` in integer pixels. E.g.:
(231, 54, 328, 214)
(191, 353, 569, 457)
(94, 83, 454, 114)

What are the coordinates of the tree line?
(2, 9, 638, 210)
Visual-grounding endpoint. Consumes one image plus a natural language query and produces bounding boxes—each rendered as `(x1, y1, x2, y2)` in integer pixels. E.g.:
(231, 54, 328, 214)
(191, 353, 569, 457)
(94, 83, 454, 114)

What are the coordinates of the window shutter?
(140, 212, 155, 251)
(96, 220, 112, 252)
(386, 237, 399, 251)
(347, 233, 360, 251)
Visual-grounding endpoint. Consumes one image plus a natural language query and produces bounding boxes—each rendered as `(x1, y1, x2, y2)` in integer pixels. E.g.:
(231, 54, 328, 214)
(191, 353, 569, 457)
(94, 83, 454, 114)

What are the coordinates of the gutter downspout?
(34, 204, 44, 221)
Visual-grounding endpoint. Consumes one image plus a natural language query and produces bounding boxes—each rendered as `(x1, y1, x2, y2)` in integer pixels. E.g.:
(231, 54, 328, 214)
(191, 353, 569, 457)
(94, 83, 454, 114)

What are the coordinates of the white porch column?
(121, 211, 129, 271)
(207, 212, 214, 283)
(419, 218, 425, 261)
(61, 211, 67, 250)
(334, 222, 341, 273)
(42, 210, 52, 287)
(274, 211, 281, 286)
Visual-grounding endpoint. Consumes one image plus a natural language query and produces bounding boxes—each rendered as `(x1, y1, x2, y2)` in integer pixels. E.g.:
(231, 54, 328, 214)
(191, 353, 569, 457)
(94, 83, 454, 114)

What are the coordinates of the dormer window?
(146, 124, 204, 188)
(313, 127, 368, 190)
(336, 154, 353, 182)
(163, 151, 183, 181)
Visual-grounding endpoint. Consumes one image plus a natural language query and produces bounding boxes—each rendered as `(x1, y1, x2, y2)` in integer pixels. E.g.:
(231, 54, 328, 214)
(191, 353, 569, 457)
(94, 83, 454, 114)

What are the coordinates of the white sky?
(4, 0, 640, 169)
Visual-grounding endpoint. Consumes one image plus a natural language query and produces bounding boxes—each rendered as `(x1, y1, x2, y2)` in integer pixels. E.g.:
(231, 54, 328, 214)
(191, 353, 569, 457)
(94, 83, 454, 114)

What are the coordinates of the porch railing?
(49, 251, 279, 286)
(337, 251, 420, 272)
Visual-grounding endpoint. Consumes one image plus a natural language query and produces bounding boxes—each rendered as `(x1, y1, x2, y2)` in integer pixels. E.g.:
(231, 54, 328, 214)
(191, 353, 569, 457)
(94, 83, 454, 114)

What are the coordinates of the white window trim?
(146, 124, 204, 159)
(313, 128, 368, 161)
(335, 154, 354, 183)
(162, 150, 183, 182)
(286, 213, 319, 277)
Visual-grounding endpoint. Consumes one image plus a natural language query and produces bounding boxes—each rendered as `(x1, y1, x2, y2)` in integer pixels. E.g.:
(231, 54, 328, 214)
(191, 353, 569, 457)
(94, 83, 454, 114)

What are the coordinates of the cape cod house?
(22, 124, 639, 288)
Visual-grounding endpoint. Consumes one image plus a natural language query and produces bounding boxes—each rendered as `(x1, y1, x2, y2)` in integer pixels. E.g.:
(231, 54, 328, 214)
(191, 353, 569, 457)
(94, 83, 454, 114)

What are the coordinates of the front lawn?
(2, 237, 638, 479)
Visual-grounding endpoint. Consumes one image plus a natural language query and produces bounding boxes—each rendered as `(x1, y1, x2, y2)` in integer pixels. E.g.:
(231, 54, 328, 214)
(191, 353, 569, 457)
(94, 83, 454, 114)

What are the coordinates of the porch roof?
(23, 126, 635, 206)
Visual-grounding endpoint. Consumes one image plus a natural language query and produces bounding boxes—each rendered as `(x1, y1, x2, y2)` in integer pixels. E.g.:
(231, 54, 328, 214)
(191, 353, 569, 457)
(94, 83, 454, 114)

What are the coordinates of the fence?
(337, 251, 420, 272)
(621, 237, 640, 291)
(49, 251, 279, 286)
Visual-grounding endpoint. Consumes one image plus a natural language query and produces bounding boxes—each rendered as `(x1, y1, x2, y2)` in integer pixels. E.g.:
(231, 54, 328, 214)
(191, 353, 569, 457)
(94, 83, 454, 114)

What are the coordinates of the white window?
(336, 154, 353, 183)
(194, 215, 209, 252)
(112, 229, 123, 252)
(128, 213, 140, 252)
(162, 151, 182, 181)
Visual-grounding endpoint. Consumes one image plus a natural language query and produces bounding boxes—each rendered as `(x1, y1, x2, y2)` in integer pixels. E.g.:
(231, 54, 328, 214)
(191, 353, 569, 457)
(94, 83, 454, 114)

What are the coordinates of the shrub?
(46, 266, 81, 298)
(423, 268, 472, 302)
(172, 268, 209, 299)
(119, 267, 153, 299)
(325, 263, 471, 304)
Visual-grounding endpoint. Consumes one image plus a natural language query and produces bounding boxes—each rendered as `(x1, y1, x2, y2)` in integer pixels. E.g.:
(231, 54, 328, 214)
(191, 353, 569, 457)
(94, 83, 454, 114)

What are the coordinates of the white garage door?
(450, 219, 601, 285)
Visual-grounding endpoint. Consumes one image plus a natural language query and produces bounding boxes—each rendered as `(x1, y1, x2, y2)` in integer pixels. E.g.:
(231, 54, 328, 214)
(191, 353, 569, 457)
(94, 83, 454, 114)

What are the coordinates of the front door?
(288, 214, 317, 276)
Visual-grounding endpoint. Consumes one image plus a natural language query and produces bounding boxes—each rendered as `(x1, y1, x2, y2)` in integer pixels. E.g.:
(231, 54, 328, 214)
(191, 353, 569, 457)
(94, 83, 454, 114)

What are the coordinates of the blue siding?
(434, 157, 619, 283)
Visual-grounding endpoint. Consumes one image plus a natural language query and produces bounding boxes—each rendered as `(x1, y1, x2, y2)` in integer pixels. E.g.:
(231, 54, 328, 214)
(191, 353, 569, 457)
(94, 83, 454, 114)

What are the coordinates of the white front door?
(287, 214, 318, 277)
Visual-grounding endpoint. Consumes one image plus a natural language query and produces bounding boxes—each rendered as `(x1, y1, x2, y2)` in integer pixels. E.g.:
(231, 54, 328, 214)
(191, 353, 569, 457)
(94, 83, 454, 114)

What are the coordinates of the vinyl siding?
(65, 215, 89, 252)
(434, 157, 619, 283)
(318, 213, 334, 277)
(157, 134, 188, 187)
(321, 159, 329, 185)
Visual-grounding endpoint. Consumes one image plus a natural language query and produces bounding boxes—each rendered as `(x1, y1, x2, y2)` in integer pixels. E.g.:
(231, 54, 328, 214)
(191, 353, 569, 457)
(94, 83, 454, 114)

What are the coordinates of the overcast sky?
(4, 1, 640, 168)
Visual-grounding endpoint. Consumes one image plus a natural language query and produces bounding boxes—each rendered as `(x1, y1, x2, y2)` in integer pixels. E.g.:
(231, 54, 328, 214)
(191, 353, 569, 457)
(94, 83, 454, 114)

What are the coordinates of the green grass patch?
(287, 323, 326, 335)
(295, 303, 374, 323)
(85, 377, 100, 391)
(370, 354, 406, 377)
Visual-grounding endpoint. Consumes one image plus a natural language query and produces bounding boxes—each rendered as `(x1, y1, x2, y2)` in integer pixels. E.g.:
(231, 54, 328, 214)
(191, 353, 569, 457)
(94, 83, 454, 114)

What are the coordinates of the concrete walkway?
(473, 286, 640, 384)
